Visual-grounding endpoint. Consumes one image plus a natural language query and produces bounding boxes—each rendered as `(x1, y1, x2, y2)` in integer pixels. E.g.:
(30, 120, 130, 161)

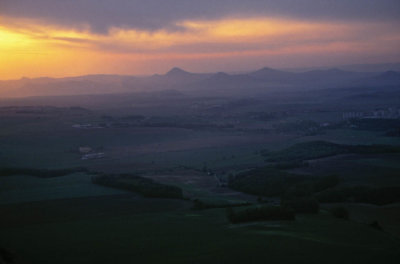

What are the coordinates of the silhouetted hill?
(0, 65, 398, 98)
(348, 71, 400, 87)
(299, 68, 369, 81)
(166, 67, 192, 77)
(374, 71, 400, 81)
(249, 67, 296, 81)
(283, 62, 400, 73)
(195, 72, 261, 95)
(207, 72, 231, 82)
(337, 63, 400, 72)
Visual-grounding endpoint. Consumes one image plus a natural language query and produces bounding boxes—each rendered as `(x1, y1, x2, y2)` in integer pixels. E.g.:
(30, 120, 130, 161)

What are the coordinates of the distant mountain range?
(283, 62, 400, 73)
(1, 65, 399, 98)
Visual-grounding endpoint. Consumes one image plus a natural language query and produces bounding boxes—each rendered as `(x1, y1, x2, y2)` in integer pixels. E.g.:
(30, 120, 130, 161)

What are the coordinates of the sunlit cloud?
(1, 15, 399, 79)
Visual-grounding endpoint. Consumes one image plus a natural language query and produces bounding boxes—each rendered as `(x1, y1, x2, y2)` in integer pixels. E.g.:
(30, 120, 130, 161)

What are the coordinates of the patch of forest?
(229, 168, 339, 198)
(262, 141, 400, 162)
(0, 167, 88, 178)
(91, 173, 183, 199)
(349, 118, 400, 132)
(229, 166, 400, 206)
(226, 205, 295, 223)
(316, 186, 400, 205)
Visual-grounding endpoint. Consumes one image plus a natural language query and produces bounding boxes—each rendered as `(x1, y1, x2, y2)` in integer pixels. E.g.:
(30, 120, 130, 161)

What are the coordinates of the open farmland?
(1, 81, 400, 263)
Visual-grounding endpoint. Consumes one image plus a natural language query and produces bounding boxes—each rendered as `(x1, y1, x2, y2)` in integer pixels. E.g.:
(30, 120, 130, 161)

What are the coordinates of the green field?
(0, 173, 129, 204)
(1, 198, 399, 264)
(1, 95, 400, 263)
(1, 169, 400, 263)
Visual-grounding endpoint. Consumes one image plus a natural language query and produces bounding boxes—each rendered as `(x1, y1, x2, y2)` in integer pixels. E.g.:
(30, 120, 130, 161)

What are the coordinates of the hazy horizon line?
(2, 61, 400, 81)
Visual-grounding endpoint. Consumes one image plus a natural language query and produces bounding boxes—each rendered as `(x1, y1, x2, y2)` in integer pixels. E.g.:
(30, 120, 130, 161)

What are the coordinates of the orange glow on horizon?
(0, 16, 399, 79)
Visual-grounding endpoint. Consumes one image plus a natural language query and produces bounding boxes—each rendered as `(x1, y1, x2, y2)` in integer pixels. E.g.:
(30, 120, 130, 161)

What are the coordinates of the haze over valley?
(1, 1, 400, 264)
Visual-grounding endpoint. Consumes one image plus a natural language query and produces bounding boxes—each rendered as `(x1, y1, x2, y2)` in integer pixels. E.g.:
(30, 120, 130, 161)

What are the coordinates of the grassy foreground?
(1, 195, 400, 264)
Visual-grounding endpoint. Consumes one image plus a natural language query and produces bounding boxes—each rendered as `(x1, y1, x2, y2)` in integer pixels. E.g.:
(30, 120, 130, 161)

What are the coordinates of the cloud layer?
(1, 0, 400, 32)
(0, 1, 399, 79)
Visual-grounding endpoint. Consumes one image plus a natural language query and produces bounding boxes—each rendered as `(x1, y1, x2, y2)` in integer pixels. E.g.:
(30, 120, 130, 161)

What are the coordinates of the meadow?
(1, 90, 400, 263)
(1, 197, 400, 264)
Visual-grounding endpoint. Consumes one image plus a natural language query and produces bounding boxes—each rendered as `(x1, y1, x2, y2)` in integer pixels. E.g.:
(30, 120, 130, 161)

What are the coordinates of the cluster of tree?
(247, 111, 289, 121)
(121, 115, 146, 121)
(97, 120, 234, 130)
(91, 174, 183, 199)
(270, 161, 309, 170)
(226, 205, 295, 223)
(0, 167, 88, 178)
(349, 119, 400, 132)
(316, 186, 400, 205)
(255, 155, 309, 169)
(229, 168, 304, 197)
(329, 207, 349, 220)
(369, 221, 383, 231)
(281, 197, 320, 214)
(385, 128, 400, 137)
(274, 120, 324, 136)
(283, 175, 340, 199)
(278, 177, 338, 214)
(230, 164, 400, 206)
(191, 199, 250, 210)
(229, 169, 346, 214)
(263, 140, 400, 162)
(229, 167, 339, 198)
(0, 247, 15, 264)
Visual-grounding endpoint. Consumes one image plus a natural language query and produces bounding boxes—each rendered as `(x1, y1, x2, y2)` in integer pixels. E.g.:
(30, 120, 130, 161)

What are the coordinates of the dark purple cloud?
(1, 0, 399, 33)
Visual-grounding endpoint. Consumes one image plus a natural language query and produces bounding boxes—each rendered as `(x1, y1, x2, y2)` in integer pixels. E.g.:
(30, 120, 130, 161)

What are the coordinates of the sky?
(0, 0, 400, 79)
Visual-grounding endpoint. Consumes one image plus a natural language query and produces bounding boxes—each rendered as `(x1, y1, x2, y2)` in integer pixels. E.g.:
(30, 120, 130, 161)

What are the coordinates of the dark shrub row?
(281, 197, 320, 214)
(271, 161, 309, 170)
(91, 174, 183, 199)
(316, 186, 400, 205)
(226, 206, 295, 223)
(283, 175, 340, 199)
(274, 120, 324, 136)
(350, 119, 400, 132)
(330, 207, 349, 220)
(228, 167, 307, 197)
(0, 167, 88, 178)
(191, 199, 250, 210)
(263, 140, 400, 162)
(0, 247, 15, 264)
(229, 167, 339, 198)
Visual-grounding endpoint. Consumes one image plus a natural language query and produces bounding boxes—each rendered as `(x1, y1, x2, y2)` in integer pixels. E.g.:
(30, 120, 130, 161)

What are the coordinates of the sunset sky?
(1, 0, 399, 79)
